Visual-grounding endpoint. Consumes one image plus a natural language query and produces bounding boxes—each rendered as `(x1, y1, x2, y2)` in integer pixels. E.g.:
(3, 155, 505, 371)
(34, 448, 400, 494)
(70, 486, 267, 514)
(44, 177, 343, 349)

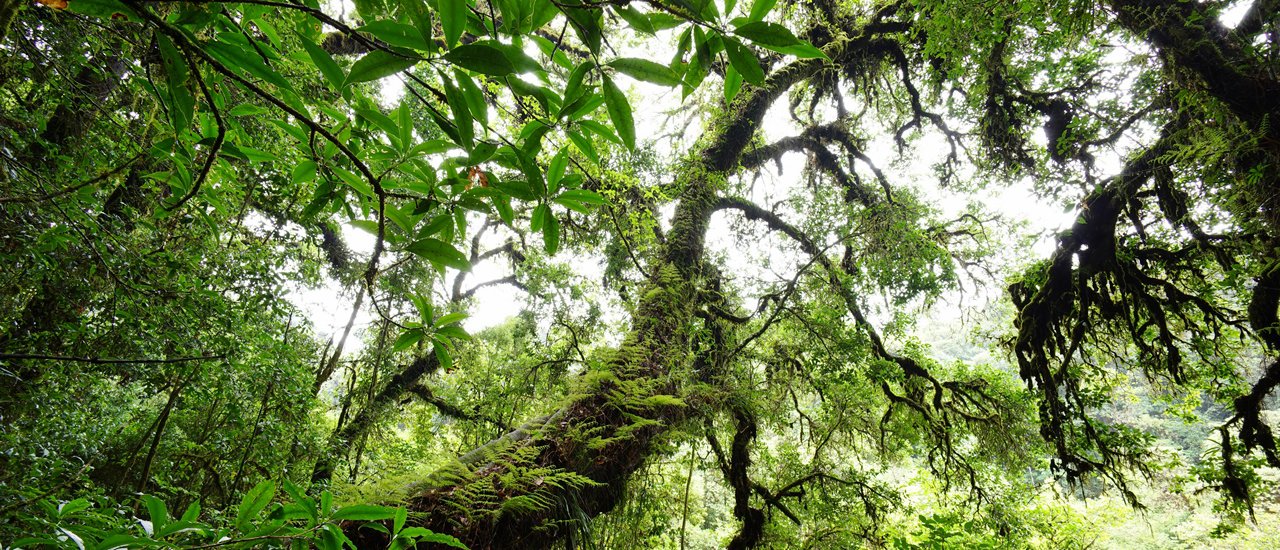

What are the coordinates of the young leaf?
(601, 75, 635, 150)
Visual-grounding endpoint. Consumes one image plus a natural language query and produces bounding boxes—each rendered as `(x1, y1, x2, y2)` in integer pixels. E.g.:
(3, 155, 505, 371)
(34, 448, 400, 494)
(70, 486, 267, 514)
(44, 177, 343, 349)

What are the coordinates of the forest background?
(1, 0, 1280, 548)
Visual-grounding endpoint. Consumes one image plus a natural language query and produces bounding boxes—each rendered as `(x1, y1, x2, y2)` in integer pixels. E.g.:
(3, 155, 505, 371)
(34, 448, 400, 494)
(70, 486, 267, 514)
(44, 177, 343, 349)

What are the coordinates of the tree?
(1, 0, 1278, 548)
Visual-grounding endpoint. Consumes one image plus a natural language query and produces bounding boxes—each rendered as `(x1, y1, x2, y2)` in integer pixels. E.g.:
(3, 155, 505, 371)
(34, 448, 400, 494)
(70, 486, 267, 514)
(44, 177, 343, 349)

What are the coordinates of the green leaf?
(440, 0, 468, 49)
(292, 160, 318, 185)
(608, 58, 681, 87)
(66, 0, 139, 21)
(566, 130, 599, 165)
(157, 35, 193, 134)
(443, 44, 516, 76)
(433, 338, 454, 370)
(542, 212, 560, 254)
(359, 20, 432, 51)
(614, 5, 655, 35)
(563, 60, 592, 105)
(393, 507, 408, 535)
(722, 36, 765, 85)
(333, 166, 376, 199)
(454, 70, 489, 128)
(734, 21, 826, 59)
(558, 189, 606, 205)
(601, 75, 635, 150)
(332, 504, 399, 522)
(236, 481, 276, 531)
(143, 496, 169, 532)
(547, 147, 568, 192)
(205, 35, 293, 92)
(406, 238, 472, 270)
(531, 203, 549, 231)
(440, 72, 474, 149)
(476, 41, 543, 74)
(346, 50, 419, 86)
(298, 34, 346, 91)
(724, 63, 743, 103)
(404, 0, 435, 50)
(748, 0, 777, 21)
(434, 312, 468, 327)
(228, 104, 268, 117)
(398, 528, 469, 549)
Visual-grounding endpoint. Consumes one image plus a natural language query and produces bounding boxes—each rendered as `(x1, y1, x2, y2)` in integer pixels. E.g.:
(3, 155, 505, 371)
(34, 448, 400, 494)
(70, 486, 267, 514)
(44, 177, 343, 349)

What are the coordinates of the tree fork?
(341, 26, 864, 547)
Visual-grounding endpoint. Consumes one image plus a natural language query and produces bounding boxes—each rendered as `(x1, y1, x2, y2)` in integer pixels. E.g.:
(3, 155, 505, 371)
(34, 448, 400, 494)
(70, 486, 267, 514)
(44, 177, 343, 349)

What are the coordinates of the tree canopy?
(1, 0, 1279, 548)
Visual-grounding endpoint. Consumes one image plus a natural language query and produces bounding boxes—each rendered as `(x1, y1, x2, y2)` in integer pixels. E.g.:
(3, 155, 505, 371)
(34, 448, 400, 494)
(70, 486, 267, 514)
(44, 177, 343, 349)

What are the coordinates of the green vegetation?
(1, 0, 1278, 548)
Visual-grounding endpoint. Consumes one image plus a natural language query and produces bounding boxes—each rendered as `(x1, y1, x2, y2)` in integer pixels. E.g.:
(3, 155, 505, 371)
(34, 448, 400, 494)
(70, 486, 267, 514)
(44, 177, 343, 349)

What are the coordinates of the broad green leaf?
(563, 60, 592, 105)
(393, 329, 424, 352)
(734, 21, 826, 59)
(562, 3, 603, 53)
(433, 339, 454, 371)
(440, 72, 474, 149)
(403, 0, 435, 49)
(601, 75, 635, 150)
(547, 148, 568, 192)
(722, 36, 765, 85)
(406, 238, 472, 270)
(435, 312, 468, 327)
(543, 213, 560, 254)
(297, 34, 346, 91)
(748, 0, 777, 21)
(454, 70, 489, 128)
(531, 203, 549, 231)
(333, 166, 376, 199)
(236, 480, 276, 531)
(566, 130, 599, 165)
(66, 0, 139, 20)
(332, 503, 396, 519)
(476, 41, 543, 74)
(614, 5, 655, 35)
(724, 63, 743, 103)
(292, 160, 317, 184)
(346, 50, 419, 86)
(157, 35, 193, 133)
(359, 20, 432, 51)
(578, 119, 622, 145)
(399, 527, 468, 548)
(558, 189, 606, 205)
(143, 496, 169, 532)
(205, 35, 293, 92)
(440, 0, 467, 49)
(608, 58, 681, 87)
(443, 44, 516, 76)
(228, 104, 269, 117)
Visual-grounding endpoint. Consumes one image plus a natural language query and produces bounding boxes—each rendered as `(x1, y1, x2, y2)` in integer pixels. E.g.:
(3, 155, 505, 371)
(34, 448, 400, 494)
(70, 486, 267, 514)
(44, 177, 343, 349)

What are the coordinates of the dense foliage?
(1, 0, 1278, 548)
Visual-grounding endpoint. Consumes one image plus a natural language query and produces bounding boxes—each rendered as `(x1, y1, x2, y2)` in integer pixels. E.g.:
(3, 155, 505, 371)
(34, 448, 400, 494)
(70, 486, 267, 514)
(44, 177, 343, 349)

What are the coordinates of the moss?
(0, 0, 21, 45)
